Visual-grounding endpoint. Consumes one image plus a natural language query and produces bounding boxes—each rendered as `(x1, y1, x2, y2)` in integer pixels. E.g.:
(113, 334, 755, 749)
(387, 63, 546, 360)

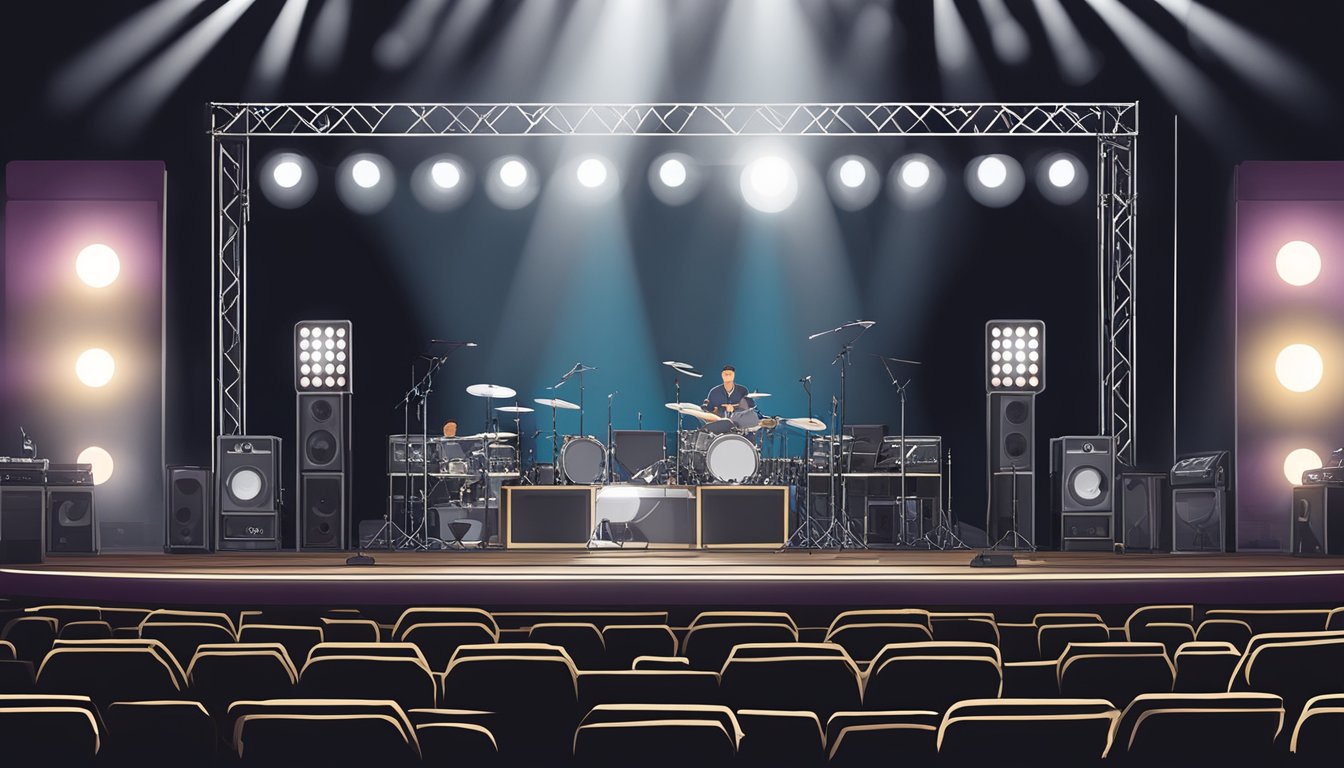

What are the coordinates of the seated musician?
(703, 365, 755, 418)
(442, 420, 458, 438)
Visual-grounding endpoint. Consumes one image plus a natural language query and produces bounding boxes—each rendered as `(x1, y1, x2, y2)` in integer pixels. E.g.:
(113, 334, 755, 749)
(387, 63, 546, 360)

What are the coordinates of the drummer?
(703, 365, 755, 418)
(442, 420, 458, 438)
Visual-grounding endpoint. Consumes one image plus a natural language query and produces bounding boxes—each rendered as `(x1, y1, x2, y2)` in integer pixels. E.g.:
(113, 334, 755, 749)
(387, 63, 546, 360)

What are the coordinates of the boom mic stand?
(809, 320, 874, 549)
(350, 340, 475, 566)
(785, 375, 819, 550)
(550, 362, 596, 436)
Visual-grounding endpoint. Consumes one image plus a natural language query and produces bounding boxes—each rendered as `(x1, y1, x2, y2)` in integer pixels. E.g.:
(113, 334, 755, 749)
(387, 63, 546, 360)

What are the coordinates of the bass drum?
(559, 436, 606, 484)
(706, 433, 760, 484)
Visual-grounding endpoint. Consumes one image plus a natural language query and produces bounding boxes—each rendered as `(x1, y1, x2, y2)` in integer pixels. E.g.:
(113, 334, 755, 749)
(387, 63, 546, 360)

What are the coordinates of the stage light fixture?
(890, 154, 944, 209)
(295, 320, 352, 393)
(337, 152, 394, 214)
(1284, 447, 1323, 485)
(412, 154, 471, 212)
(901, 159, 931, 189)
(741, 155, 798, 214)
(1037, 152, 1088, 205)
(77, 446, 114, 485)
(486, 155, 539, 209)
(576, 157, 609, 188)
(1275, 343, 1323, 392)
(828, 155, 880, 211)
(967, 154, 1025, 208)
(986, 320, 1045, 393)
(75, 348, 115, 388)
(76, 243, 120, 288)
(259, 151, 317, 209)
(1276, 240, 1321, 286)
(649, 153, 699, 206)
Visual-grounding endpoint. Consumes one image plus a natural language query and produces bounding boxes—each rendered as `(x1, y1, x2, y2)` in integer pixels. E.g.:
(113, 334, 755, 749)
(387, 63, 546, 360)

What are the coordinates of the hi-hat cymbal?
(535, 397, 581, 410)
(467, 383, 516, 399)
(662, 360, 703, 378)
(785, 417, 827, 432)
(466, 431, 517, 440)
(496, 405, 534, 413)
(746, 392, 772, 398)
(665, 402, 706, 414)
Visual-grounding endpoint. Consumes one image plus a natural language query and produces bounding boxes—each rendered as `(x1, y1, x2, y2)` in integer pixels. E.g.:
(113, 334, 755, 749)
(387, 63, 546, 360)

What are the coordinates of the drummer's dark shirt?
(704, 384, 755, 416)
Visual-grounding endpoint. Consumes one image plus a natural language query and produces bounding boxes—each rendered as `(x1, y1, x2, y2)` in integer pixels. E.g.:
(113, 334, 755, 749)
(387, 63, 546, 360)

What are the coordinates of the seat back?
(36, 646, 183, 706)
(1037, 623, 1111, 660)
(235, 712, 420, 766)
(1195, 619, 1253, 651)
(299, 655, 436, 712)
(1124, 605, 1194, 641)
(1058, 651, 1174, 707)
(1202, 609, 1332, 635)
(1172, 643, 1240, 693)
(1116, 692, 1283, 760)
(528, 623, 606, 669)
(719, 655, 861, 719)
(825, 623, 934, 663)
(401, 623, 498, 672)
(24, 605, 102, 627)
(319, 618, 380, 643)
(237, 625, 324, 671)
(865, 654, 1002, 712)
(689, 611, 797, 631)
(187, 646, 297, 716)
(737, 709, 825, 768)
(938, 699, 1118, 765)
(577, 670, 720, 710)
(139, 622, 237, 669)
(1291, 693, 1344, 761)
(602, 625, 676, 669)
(1241, 637, 1344, 725)
(440, 655, 578, 762)
(391, 607, 498, 640)
(725, 642, 850, 663)
(826, 609, 931, 635)
(307, 642, 427, 666)
(827, 712, 940, 768)
(1132, 622, 1195, 658)
(1, 616, 58, 664)
(1229, 630, 1344, 689)
(0, 705, 101, 765)
(104, 701, 216, 765)
(224, 698, 413, 751)
(141, 609, 236, 635)
(930, 613, 1000, 646)
(573, 719, 735, 768)
(447, 642, 573, 667)
(681, 623, 798, 671)
(58, 621, 113, 641)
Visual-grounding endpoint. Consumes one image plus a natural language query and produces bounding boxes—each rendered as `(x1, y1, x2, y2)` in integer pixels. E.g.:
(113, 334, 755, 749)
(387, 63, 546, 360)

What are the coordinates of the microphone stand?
(785, 375, 818, 550)
(809, 321, 873, 549)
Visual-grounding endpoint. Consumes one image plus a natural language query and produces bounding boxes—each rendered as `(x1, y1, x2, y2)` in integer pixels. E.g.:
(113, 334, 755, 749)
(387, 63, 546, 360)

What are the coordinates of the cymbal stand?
(786, 375, 825, 549)
(604, 391, 618, 483)
(672, 372, 684, 485)
(548, 402, 560, 484)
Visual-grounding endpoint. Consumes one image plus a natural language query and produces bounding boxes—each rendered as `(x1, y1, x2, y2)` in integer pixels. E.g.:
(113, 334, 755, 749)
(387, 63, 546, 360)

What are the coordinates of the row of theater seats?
(2, 692, 1340, 766)
(0, 602, 1342, 765)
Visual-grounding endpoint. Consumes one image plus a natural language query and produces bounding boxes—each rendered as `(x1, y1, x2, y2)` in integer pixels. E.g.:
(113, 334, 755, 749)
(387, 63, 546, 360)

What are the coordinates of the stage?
(4, 550, 1343, 619)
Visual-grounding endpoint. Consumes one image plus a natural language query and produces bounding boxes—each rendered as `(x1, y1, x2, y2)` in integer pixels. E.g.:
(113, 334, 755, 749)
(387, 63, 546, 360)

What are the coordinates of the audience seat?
(237, 624, 324, 670)
(140, 608, 236, 636)
(1, 616, 58, 665)
(234, 708, 420, 766)
(299, 654, 437, 712)
(440, 653, 579, 763)
(139, 621, 236, 669)
(187, 643, 297, 717)
(1172, 641, 1240, 693)
(1195, 618, 1254, 651)
(36, 642, 185, 706)
(930, 612, 1000, 646)
(1037, 622, 1111, 660)
(319, 617, 381, 643)
(0, 659, 35, 693)
(0, 703, 101, 765)
(735, 708, 824, 768)
(57, 621, 112, 641)
(1202, 608, 1332, 635)
(689, 611, 797, 632)
(1057, 642, 1174, 707)
(416, 721, 499, 766)
(575, 704, 740, 768)
(104, 700, 216, 766)
(391, 607, 498, 640)
(938, 698, 1119, 766)
(402, 622, 498, 671)
(1290, 693, 1344, 766)
(529, 622, 606, 669)
(864, 643, 1002, 712)
(1237, 635, 1344, 727)
(827, 710, 940, 767)
(719, 654, 862, 719)
(825, 623, 934, 663)
(681, 623, 798, 671)
(578, 669, 720, 709)
(602, 624, 677, 668)
(633, 655, 691, 670)
(1123, 605, 1194, 642)
(1113, 692, 1283, 764)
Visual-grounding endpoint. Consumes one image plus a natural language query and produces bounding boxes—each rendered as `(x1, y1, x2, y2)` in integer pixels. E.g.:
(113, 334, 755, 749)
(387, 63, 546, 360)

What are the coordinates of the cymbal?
(785, 417, 827, 432)
(665, 402, 706, 414)
(812, 434, 855, 441)
(759, 417, 780, 429)
(662, 360, 703, 378)
(745, 392, 771, 398)
(496, 406, 534, 413)
(688, 410, 722, 423)
(467, 383, 516, 399)
(466, 431, 517, 440)
(535, 397, 581, 410)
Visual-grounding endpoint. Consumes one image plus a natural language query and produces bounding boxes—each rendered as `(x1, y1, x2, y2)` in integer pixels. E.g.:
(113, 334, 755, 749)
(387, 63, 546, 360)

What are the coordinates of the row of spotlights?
(261, 150, 1088, 213)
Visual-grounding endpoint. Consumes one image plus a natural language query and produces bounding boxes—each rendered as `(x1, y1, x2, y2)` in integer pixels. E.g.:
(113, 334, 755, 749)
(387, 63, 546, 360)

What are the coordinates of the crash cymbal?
(662, 360, 703, 378)
(759, 417, 780, 429)
(466, 431, 517, 440)
(467, 383, 517, 399)
(665, 402, 706, 414)
(535, 397, 581, 410)
(785, 417, 827, 432)
(745, 392, 772, 398)
(496, 405, 535, 413)
(688, 410, 722, 423)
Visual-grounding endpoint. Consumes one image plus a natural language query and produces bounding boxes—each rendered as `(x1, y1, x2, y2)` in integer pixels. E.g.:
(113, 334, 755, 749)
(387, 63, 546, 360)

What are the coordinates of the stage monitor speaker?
(166, 466, 212, 553)
(1172, 487, 1225, 553)
(217, 435, 281, 551)
(989, 470, 1034, 546)
(1050, 436, 1114, 513)
(0, 486, 44, 564)
(298, 393, 347, 472)
(505, 486, 593, 548)
(1118, 473, 1169, 552)
(698, 486, 789, 548)
(299, 473, 345, 550)
(1292, 484, 1344, 556)
(46, 487, 96, 554)
(989, 393, 1035, 472)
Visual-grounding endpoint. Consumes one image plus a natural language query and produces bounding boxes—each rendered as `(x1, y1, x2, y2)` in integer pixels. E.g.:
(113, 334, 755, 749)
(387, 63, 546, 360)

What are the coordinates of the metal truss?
(210, 102, 1137, 138)
(209, 102, 1139, 470)
(1098, 134, 1138, 470)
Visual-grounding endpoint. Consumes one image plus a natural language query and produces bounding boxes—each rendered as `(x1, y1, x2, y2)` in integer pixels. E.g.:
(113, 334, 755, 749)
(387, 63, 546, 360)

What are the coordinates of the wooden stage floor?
(4, 550, 1344, 611)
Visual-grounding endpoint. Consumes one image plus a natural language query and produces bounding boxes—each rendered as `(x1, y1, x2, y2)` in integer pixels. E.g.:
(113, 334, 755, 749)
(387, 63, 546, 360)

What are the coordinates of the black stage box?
(0, 486, 45, 564)
(504, 486, 594, 548)
(698, 485, 789, 548)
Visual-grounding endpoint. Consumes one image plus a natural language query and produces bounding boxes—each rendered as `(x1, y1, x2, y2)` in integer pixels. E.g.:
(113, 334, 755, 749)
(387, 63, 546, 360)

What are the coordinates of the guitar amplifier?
(0, 459, 48, 486)
(1301, 467, 1344, 486)
(1170, 451, 1229, 488)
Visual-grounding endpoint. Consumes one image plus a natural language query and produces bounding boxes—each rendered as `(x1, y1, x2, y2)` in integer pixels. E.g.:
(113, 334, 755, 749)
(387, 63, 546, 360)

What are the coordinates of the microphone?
(799, 375, 811, 383)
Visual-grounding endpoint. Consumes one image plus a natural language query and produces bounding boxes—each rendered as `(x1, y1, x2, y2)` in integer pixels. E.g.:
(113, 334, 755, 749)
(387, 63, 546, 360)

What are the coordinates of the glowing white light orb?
(76, 244, 120, 288)
(741, 156, 798, 213)
(431, 161, 461, 190)
(1276, 240, 1321, 287)
(838, 159, 867, 188)
(659, 158, 687, 188)
(75, 348, 115, 388)
(499, 159, 528, 189)
(977, 156, 1008, 189)
(1048, 158, 1076, 188)
(901, 159, 931, 189)
(351, 159, 381, 189)
(576, 157, 609, 188)
(1284, 448, 1323, 485)
(1275, 344, 1324, 392)
(77, 446, 114, 485)
(273, 160, 303, 189)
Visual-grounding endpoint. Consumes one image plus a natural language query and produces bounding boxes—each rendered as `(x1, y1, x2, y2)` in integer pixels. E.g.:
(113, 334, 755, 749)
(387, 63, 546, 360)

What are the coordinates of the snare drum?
(559, 436, 606, 484)
(706, 433, 760, 483)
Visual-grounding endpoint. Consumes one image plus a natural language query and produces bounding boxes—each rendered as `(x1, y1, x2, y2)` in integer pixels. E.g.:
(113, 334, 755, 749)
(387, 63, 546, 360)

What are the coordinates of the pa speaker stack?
(985, 320, 1045, 551)
(295, 321, 352, 551)
(1050, 436, 1114, 551)
(166, 466, 212, 553)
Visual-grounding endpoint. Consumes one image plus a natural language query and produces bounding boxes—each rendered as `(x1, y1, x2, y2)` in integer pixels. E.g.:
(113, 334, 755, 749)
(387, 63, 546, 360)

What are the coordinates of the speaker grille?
(301, 474, 343, 549)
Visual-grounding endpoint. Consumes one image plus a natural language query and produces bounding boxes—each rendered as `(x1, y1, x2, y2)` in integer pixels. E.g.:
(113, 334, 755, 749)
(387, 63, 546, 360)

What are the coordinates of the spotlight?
(412, 154, 471, 212)
(259, 151, 317, 209)
(986, 320, 1045, 393)
(77, 446, 114, 485)
(76, 243, 120, 288)
(967, 154, 1025, 208)
(295, 320, 352, 393)
(828, 155, 879, 211)
(1275, 343, 1323, 392)
(336, 152, 394, 214)
(576, 157, 609, 189)
(486, 156, 539, 209)
(741, 155, 798, 214)
(1284, 447, 1323, 485)
(1276, 240, 1321, 287)
(1037, 152, 1088, 205)
(75, 348, 115, 388)
(650, 152, 699, 206)
(890, 154, 944, 209)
